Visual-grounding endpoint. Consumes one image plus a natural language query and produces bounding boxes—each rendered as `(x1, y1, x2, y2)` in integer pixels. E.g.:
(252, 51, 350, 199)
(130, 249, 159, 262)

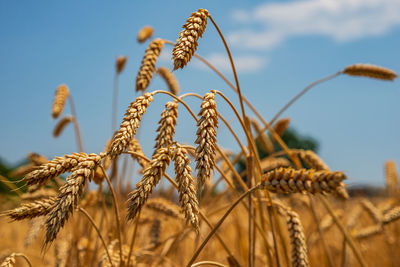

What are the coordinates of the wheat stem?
(191, 261, 226, 267)
(69, 95, 84, 152)
(112, 73, 119, 134)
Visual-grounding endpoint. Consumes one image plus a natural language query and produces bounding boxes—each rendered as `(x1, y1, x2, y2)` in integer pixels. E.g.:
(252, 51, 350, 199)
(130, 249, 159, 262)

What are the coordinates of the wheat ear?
(23, 152, 88, 186)
(0, 253, 31, 267)
(157, 67, 180, 95)
(4, 196, 57, 220)
(353, 224, 383, 239)
(286, 209, 309, 267)
(150, 218, 161, 246)
(115, 56, 127, 74)
(385, 160, 398, 196)
(45, 153, 101, 246)
(360, 199, 383, 224)
(261, 167, 347, 195)
(53, 115, 73, 137)
(383, 206, 400, 224)
(135, 38, 164, 92)
(127, 147, 172, 220)
(298, 150, 330, 171)
(260, 157, 290, 173)
(109, 93, 154, 158)
(343, 63, 397, 81)
(28, 152, 48, 165)
(52, 84, 69, 119)
(154, 101, 178, 153)
(172, 144, 200, 230)
(195, 92, 218, 191)
(145, 198, 182, 218)
(137, 25, 154, 43)
(172, 8, 209, 70)
(273, 117, 291, 136)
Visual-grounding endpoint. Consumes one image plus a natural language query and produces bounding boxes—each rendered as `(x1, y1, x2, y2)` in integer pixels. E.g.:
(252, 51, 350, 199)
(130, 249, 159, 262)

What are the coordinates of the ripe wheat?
(52, 84, 69, 119)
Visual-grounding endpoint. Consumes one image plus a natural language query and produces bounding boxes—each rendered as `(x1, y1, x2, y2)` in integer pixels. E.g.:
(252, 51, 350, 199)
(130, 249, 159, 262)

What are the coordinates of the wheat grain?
(127, 147, 172, 220)
(116, 56, 127, 74)
(137, 25, 154, 43)
(45, 153, 101, 246)
(23, 152, 87, 186)
(250, 118, 274, 154)
(172, 8, 209, 70)
(52, 84, 69, 119)
(273, 117, 291, 136)
(195, 92, 218, 191)
(157, 67, 180, 95)
(298, 150, 329, 171)
(53, 116, 73, 137)
(109, 93, 154, 158)
(385, 160, 398, 196)
(136, 38, 164, 92)
(172, 144, 199, 230)
(154, 101, 178, 153)
(145, 198, 182, 218)
(5, 196, 57, 220)
(261, 167, 347, 195)
(343, 63, 397, 81)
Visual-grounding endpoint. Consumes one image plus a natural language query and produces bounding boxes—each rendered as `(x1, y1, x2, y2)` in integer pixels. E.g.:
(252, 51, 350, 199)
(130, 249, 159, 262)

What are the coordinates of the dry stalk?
(343, 63, 397, 81)
(172, 8, 209, 70)
(115, 56, 127, 74)
(53, 116, 73, 137)
(154, 101, 178, 153)
(385, 160, 398, 196)
(172, 144, 200, 230)
(157, 67, 180, 95)
(250, 118, 274, 154)
(273, 117, 291, 137)
(195, 92, 218, 191)
(137, 25, 154, 43)
(52, 84, 69, 119)
(135, 38, 164, 92)
(127, 147, 172, 220)
(109, 92, 154, 158)
(261, 167, 347, 195)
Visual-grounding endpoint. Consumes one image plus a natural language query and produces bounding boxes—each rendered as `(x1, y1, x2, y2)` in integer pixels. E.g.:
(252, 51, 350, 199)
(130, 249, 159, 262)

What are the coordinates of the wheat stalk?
(273, 117, 290, 136)
(172, 144, 200, 230)
(53, 116, 73, 137)
(385, 160, 398, 196)
(261, 167, 347, 195)
(52, 84, 69, 119)
(23, 152, 88, 186)
(172, 8, 209, 70)
(154, 101, 178, 153)
(116, 56, 127, 74)
(343, 63, 397, 81)
(45, 153, 101, 246)
(109, 92, 154, 158)
(157, 67, 180, 95)
(195, 92, 218, 191)
(250, 118, 274, 154)
(4, 196, 57, 220)
(127, 147, 172, 220)
(137, 25, 154, 43)
(136, 38, 164, 92)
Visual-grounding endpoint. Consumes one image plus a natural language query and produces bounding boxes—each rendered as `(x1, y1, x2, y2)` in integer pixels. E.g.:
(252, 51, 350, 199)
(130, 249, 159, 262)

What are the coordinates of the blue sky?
(1, 0, 399, 186)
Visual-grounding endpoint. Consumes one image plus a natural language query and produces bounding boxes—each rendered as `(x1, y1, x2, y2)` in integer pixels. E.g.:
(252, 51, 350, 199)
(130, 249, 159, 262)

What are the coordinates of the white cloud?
(229, 0, 400, 50)
(193, 53, 267, 74)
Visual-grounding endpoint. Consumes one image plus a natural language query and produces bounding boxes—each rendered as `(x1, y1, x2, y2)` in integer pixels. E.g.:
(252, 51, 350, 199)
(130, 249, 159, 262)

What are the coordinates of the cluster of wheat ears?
(1, 8, 399, 267)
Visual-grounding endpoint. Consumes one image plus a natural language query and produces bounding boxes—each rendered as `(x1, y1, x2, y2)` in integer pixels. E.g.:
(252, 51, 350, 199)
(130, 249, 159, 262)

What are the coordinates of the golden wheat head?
(52, 84, 69, 119)
(137, 25, 154, 43)
(157, 67, 180, 95)
(116, 56, 127, 74)
(172, 8, 209, 70)
(343, 63, 397, 81)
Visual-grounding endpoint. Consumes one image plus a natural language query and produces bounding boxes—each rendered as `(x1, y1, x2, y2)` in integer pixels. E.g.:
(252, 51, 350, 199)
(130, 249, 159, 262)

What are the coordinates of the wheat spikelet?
(172, 144, 199, 230)
(24, 217, 45, 247)
(127, 137, 148, 171)
(137, 25, 154, 43)
(353, 224, 383, 239)
(385, 160, 398, 196)
(45, 153, 101, 246)
(250, 118, 274, 154)
(53, 116, 73, 137)
(116, 56, 127, 74)
(145, 198, 181, 218)
(101, 240, 136, 267)
(52, 84, 69, 119)
(157, 67, 180, 95)
(0, 254, 15, 267)
(4, 196, 57, 220)
(23, 152, 87, 186)
(261, 167, 347, 195)
(109, 93, 154, 158)
(154, 101, 178, 153)
(172, 8, 209, 70)
(284, 208, 309, 267)
(274, 117, 291, 136)
(360, 199, 383, 224)
(383, 206, 400, 224)
(343, 63, 397, 81)
(127, 147, 172, 220)
(260, 157, 290, 173)
(150, 218, 161, 246)
(135, 38, 164, 92)
(195, 92, 218, 191)
(298, 150, 329, 171)
(28, 152, 48, 165)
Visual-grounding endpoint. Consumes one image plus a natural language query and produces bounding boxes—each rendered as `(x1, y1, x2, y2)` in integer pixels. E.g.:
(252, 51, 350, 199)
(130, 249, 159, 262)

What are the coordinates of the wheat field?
(1, 8, 399, 267)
